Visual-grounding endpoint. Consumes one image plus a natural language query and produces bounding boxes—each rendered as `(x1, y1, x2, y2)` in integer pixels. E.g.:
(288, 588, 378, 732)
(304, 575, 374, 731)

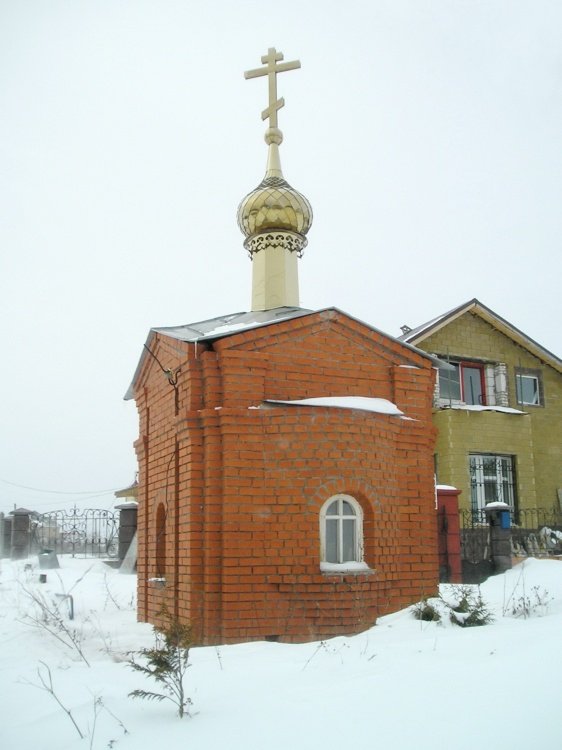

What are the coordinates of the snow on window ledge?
(320, 561, 372, 574)
(263, 396, 405, 417)
(439, 403, 526, 415)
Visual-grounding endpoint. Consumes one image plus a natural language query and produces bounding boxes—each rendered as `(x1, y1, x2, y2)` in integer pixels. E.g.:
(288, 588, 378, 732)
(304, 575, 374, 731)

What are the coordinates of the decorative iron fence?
(511, 507, 562, 557)
(459, 509, 492, 583)
(459, 505, 562, 583)
(31, 506, 120, 558)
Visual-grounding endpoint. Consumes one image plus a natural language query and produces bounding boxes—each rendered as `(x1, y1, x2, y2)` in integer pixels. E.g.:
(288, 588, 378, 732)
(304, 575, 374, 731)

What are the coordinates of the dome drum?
(244, 230, 307, 258)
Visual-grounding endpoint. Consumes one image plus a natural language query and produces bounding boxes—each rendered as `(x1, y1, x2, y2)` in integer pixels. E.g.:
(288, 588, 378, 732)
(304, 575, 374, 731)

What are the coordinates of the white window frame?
(319, 494, 367, 572)
(515, 370, 542, 406)
(438, 362, 462, 404)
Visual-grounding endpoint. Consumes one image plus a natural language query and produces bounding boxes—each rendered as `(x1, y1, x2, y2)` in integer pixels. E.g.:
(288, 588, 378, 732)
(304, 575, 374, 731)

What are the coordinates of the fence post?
(484, 502, 512, 574)
(11, 509, 32, 560)
(115, 502, 138, 561)
(2, 515, 12, 559)
(436, 485, 462, 583)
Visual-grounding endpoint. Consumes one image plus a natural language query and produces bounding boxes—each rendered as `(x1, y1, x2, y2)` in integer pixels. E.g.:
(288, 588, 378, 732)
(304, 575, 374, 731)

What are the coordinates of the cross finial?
(244, 47, 301, 141)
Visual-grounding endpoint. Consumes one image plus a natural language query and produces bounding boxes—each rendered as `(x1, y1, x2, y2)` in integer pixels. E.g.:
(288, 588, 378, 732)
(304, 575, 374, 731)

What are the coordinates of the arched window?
(320, 494, 364, 565)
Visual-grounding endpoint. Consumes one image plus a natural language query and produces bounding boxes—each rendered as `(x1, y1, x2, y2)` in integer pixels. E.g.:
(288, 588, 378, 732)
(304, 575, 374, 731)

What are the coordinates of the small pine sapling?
(128, 611, 193, 718)
(412, 598, 441, 622)
(446, 585, 494, 627)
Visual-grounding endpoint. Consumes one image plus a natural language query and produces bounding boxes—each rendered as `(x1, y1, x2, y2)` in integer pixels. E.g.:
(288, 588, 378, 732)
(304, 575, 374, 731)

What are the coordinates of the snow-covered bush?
(411, 598, 441, 622)
(444, 585, 494, 627)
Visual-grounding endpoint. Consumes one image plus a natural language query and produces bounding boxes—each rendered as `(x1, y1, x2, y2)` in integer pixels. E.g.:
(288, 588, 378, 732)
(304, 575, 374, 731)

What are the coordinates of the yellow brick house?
(400, 299, 562, 518)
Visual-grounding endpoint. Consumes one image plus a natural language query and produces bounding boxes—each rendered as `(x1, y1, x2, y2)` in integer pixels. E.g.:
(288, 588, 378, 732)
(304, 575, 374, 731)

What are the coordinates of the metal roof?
(124, 307, 312, 400)
(151, 306, 312, 343)
(125, 305, 440, 400)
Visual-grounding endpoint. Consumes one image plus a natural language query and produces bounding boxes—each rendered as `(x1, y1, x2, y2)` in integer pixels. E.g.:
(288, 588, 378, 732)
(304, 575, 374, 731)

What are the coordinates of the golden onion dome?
(237, 131, 313, 251)
(237, 174, 313, 238)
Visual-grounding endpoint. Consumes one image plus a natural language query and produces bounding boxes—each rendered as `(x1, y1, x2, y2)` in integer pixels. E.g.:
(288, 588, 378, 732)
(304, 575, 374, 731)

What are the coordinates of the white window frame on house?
(319, 494, 367, 572)
(469, 453, 517, 514)
(515, 368, 543, 406)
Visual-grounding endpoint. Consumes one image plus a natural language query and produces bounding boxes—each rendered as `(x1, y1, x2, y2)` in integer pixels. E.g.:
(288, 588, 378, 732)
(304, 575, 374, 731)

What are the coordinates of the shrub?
(510, 585, 552, 619)
(128, 612, 193, 718)
(445, 585, 494, 627)
(411, 598, 441, 622)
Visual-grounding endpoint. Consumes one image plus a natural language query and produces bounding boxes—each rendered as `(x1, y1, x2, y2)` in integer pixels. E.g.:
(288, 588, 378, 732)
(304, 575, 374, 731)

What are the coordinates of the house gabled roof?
(125, 306, 440, 400)
(399, 298, 562, 375)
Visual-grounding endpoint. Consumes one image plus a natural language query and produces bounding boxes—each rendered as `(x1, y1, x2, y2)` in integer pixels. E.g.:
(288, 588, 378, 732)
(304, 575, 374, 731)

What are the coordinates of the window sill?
(440, 403, 526, 415)
(320, 561, 371, 574)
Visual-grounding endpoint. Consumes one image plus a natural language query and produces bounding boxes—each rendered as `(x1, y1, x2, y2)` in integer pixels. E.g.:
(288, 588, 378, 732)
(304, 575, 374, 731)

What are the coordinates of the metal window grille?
(469, 454, 516, 515)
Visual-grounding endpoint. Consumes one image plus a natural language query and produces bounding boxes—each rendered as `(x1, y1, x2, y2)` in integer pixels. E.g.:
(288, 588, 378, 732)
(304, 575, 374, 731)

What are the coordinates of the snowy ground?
(1, 556, 561, 750)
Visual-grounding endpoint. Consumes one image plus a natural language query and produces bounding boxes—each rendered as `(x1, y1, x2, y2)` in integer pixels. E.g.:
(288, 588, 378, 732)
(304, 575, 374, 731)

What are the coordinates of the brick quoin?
(132, 309, 438, 644)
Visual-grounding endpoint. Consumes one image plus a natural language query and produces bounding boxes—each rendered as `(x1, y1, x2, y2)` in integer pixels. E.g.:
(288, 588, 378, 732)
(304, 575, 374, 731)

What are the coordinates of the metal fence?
(459, 509, 492, 583)
(511, 507, 562, 557)
(31, 506, 120, 558)
(459, 505, 562, 583)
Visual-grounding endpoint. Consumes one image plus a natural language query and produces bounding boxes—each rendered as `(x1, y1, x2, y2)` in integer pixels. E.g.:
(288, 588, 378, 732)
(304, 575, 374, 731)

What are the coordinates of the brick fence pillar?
(436, 486, 462, 583)
(11, 510, 32, 560)
(115, 502, 138, 561)
(484, 502, 512, 574)
(0, 513, 5, 558)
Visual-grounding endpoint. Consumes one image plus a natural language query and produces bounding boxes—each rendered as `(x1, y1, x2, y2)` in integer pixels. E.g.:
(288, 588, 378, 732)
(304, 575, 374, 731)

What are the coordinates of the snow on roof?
(446, 404, 526, 415)
(399, 306, 460, 343)
(204, 321, 260, 336)
(152, 306, 312, 343)
(263, 396, 405, 416)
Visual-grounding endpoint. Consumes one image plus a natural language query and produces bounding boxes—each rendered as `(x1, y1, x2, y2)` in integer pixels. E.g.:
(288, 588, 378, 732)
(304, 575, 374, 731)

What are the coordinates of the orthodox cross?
(244, 47, 301, 129)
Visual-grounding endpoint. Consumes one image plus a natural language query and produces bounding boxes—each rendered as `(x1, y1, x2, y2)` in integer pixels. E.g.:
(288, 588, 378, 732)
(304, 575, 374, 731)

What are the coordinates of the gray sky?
(1, 0, 561, 513)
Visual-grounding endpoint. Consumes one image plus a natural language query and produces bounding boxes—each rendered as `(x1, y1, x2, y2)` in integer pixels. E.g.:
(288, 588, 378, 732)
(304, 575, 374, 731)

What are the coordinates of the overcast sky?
(1, 0, 561, 513)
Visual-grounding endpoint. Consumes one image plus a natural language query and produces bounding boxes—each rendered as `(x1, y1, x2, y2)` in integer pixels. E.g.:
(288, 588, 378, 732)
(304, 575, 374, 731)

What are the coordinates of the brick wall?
(133, 310, 438, 643)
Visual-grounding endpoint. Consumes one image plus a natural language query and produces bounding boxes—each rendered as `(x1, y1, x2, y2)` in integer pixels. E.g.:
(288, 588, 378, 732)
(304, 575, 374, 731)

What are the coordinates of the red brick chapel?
(126, 48, 439, 644)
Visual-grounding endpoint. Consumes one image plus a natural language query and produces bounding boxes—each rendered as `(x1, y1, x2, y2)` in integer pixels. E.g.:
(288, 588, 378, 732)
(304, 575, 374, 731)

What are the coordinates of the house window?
(515, 368, 543, 406)
(439, 363, 461, 401)
(461, 363, 486, 405)
(439, 362, 487, 405)
(320, 494, 363, 565)
(469, 454, 516, 514)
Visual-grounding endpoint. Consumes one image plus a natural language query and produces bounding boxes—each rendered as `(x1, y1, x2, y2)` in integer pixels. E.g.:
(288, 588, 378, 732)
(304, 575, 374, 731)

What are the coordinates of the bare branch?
(24, 661, 84, 740)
